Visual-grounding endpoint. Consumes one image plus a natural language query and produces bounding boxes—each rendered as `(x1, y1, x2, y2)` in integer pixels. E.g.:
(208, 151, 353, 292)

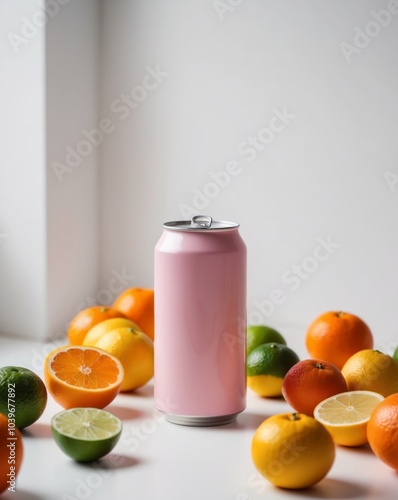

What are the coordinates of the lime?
(51, 408, 122, 462)
(0, 366, 47, 429)
(247, 343, 300, 397)
(393, 346, 398, 363)
(247, 325, 286, 356)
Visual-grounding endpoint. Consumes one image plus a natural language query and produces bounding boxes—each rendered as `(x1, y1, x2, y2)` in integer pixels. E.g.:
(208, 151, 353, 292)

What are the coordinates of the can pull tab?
(191, 215, 213, 228)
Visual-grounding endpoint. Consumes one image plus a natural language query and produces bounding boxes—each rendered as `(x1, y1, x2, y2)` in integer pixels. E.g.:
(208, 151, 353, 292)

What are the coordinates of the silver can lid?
(163, 215, 239, 231)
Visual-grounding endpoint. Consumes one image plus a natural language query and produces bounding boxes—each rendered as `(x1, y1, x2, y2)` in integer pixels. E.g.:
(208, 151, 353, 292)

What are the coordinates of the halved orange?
(44, 346, 124, 409)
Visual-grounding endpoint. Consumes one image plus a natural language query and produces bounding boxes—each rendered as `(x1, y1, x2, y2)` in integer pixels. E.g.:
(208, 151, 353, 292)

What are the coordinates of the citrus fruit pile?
(39, 287, 155, 459)
(250, 310, 398, 490)
(65, 287, 155, 394)
(0, 286, 156, 493)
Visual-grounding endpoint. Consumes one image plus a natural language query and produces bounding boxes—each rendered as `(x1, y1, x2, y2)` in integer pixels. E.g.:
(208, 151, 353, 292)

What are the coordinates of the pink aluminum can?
(154, 215, 246, 426)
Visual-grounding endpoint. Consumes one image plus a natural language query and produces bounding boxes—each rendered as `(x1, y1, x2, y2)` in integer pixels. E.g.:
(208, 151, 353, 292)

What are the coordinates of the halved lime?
(51, 408, 122, 462)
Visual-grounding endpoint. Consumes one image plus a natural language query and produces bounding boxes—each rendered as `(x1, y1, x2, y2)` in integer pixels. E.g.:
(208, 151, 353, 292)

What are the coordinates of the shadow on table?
(105, 404, 145, 421)
(85, 453, 141, 470)
(23, 422, 52, 438)
(120, 384, 154, 398)
(222, 411, 271, 430)
(294, 478, 368, 499)
(1, 489, 43, 500)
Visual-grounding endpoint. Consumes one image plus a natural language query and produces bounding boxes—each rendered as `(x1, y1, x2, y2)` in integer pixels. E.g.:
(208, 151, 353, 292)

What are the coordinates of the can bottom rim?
(158, 410, 242, 427)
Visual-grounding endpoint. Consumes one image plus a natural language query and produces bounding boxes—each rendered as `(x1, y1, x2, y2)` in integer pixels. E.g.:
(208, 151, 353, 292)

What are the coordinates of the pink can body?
(154, 216, 246, 426)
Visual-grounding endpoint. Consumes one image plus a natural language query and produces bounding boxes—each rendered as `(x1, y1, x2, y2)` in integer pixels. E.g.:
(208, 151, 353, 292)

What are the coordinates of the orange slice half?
(44, 346, 124, 409)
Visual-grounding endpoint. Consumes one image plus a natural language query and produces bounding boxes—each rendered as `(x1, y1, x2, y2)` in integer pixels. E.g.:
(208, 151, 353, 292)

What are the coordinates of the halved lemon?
(52, 408, 122, 462)
(314, 390, 384, 447)
(44, 346, 124, 409)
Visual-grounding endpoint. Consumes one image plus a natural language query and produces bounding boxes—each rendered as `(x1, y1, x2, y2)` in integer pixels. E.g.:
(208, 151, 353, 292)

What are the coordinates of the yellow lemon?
(252, 412, 335, 489)
(341, 349, 398, 397)
(314, 390, 384, 447)
(93, 327, 154, 392)
(82, 317, 141, 346)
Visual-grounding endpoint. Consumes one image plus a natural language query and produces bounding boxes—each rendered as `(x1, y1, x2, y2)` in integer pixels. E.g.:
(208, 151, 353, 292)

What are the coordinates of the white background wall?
(99, 0, 398, 349)
(0, 0, 47, 339)
(1, 0, 397, 348)
(0, 0, 100, 340)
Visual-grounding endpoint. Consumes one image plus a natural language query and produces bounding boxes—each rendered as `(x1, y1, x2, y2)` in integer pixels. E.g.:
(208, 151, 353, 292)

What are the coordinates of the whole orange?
(367, 393, 398, 470)
(113, 288, 154, 340)
(67, 306, 126, 345)
(305, 311, 373, 370)
(282, 359, 348, 416)
(0, 414, 23, 494)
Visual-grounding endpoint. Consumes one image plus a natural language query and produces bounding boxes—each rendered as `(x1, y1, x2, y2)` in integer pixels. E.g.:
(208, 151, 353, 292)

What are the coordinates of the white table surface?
(0, 330, 397, 500)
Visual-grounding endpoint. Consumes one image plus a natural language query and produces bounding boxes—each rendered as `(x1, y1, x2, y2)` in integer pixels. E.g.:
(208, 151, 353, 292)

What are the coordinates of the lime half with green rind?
(51, 408, 122, 462)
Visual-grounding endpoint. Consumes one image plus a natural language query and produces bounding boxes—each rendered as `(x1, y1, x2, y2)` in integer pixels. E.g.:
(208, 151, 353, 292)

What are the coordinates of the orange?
(0, 414, 23, 494)
(113, 288, 154, 340)
(367, 393, 398, 470)
(305, 311, 373, 369)
(93, 327, 154, 392)
(67, 306, 127, 345)
(252, 412, 335, 489)
(44, 346, 124, 409)
(341, 349, 398, 397)
(282, 359, 348, 416)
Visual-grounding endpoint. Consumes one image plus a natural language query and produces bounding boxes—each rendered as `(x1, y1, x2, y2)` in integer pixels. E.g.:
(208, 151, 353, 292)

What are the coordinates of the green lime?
(51, 408, 122, 462)
(393, 346, 398, 363)
(247, 343, 300, 397)
(246, 325, 286, 356)
(0, 366, 47, 429)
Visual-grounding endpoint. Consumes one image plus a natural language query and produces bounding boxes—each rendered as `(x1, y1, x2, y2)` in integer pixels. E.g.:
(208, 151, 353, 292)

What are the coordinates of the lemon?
(0, 366, 47, 429)
(246, 325, 286, 356)
(51, 408, 122, 462)
(247, 343, 299, 397)
(341, 349, 398, 397)
(252, 412, 335, 489)
(314, 390, 384, 447)
(94, 327, 154, 391)
(82, 317, 142, 346)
